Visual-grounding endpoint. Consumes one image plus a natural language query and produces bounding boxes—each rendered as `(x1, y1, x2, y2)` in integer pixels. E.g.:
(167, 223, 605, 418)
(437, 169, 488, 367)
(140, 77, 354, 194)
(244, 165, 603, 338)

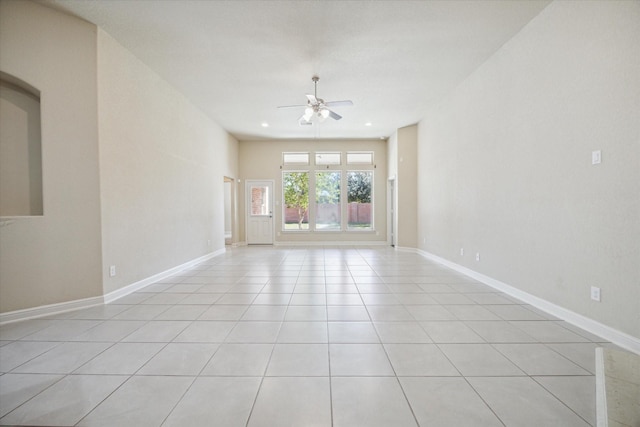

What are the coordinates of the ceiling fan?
(278, 76, 353, 126)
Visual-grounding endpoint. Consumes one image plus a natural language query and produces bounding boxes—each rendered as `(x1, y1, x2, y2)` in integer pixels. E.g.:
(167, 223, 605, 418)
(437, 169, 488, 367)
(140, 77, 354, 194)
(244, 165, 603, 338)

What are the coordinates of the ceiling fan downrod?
(312, 75, 320, 101)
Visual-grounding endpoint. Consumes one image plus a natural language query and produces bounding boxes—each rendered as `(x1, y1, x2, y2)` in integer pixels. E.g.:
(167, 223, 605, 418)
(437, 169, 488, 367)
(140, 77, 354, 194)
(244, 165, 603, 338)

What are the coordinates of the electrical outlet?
(460, 248, 464, 256)
(475, 252, 480, 262)
(207, 239, 211, 247)
(109, 265, 116, 277)
(590, 286, 601, 302)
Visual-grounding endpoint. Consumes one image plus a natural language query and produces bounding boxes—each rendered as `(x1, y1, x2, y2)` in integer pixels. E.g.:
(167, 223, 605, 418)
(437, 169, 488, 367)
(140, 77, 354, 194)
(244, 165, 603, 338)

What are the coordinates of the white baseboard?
(395, 246, 422, 253)
(0, 248, 226, 325)
(104, 248, 226, 304)
(273, 240, 389, 247)
(0, 296, 104, 325)
(413, 248, 640, 355)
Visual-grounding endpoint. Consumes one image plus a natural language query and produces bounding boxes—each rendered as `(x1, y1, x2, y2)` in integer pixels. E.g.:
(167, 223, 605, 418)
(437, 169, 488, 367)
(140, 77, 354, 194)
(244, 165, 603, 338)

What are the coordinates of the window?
(281, 151, 375, 232)
(315, 152, 341, 166)
(283, 152, 309, 165)
(282, 171, 309, 230)
(346, 151, 373, 165)
(315, 171, 341, 230)
(250, 184, 270, 216)
(347, 171, 373, 230)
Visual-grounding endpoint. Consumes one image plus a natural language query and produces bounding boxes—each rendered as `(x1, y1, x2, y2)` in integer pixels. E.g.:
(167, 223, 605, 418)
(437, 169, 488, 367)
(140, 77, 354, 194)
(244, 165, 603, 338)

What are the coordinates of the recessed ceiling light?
(365, 122, 372, 126)
(261, 122, 269, 127)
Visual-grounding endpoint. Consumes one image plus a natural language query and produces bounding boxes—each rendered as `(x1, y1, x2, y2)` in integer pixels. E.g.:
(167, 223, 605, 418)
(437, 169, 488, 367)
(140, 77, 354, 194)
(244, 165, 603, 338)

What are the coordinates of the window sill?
(0, 215, 43, 227)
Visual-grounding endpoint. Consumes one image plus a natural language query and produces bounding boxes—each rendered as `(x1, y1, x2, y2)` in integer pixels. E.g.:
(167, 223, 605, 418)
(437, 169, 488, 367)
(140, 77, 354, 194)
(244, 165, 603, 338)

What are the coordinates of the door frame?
(245, 179, 275, 245)
(388, 177, 396, 247)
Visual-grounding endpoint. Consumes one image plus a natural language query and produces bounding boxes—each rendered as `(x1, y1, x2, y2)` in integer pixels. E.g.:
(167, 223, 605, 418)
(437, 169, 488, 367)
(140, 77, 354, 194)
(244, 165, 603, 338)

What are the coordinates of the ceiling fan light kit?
(278, 76, 353, 126)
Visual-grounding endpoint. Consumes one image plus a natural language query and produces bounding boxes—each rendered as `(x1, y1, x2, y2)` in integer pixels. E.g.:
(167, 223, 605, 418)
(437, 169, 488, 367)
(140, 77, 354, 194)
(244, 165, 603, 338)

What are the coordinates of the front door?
(246, 180, 274, 244)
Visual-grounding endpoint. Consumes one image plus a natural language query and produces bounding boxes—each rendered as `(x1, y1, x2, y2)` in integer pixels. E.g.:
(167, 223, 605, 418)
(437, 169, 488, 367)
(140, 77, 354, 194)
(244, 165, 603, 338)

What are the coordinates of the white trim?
(232, 241, 247, 247)
(104, 248, 226, 304)
(274, 240, 388, 247)
(0, 296, 104, 325)
(0, 248, 226, 325)
(412, 248, 640, 355)
(395, 246, 418, 253)
(595, 347, 607, 427)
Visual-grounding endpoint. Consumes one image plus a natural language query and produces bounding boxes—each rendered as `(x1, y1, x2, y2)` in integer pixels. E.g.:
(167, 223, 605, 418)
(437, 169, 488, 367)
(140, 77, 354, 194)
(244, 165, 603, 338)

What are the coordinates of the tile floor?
(0, 246, 613, 426)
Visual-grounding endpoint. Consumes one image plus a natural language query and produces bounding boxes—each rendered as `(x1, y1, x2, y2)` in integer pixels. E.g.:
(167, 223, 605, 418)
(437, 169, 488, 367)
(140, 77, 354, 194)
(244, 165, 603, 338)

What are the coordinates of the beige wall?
(396, 125, 418, 248)
(239, 139, 387, 244)
(98, 30, 238, 294)
(0, 1, 239, 313)
(417, 1, 640, 338)
(0, 0, 103, 311)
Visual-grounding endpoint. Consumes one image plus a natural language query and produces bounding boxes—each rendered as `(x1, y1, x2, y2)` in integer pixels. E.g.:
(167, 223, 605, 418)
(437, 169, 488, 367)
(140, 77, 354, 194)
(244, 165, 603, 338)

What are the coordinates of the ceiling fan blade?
(324, 100, 353, 108)
(306, 94, 318, 104)
(277, 104, 306, 109)
(328, 110, 342, 120)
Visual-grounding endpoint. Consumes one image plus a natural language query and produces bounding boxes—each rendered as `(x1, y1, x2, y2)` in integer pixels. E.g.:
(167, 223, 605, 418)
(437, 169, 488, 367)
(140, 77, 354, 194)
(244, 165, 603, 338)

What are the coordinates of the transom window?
(346, 151, 373, 165)
(283, 152, 310, 165)
(315, 152, 341, 166)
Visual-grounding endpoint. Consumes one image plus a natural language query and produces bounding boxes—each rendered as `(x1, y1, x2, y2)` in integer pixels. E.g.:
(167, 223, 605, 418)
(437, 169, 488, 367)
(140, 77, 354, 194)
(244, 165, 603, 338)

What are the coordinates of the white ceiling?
(41, 0, 550, 141)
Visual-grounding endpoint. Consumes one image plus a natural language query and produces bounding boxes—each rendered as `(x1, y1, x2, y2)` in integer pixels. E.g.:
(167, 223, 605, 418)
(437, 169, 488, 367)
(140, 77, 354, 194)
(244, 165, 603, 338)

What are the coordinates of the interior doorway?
(223, 177, 235, 245)
(388, 177, 396, 247)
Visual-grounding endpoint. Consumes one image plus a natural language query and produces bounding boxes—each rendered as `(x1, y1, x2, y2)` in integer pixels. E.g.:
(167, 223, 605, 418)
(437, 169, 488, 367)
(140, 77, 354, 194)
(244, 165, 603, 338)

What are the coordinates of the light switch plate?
(592, 150, 602, 165)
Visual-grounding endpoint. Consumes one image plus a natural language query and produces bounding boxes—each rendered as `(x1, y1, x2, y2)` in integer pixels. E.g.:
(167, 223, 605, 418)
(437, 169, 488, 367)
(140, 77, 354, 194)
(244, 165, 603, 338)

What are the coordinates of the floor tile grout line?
(324, 255, 336, 426)
(530, 375, 597, 427)
(0, 371, 70, 422)
(461, 375, 509, 427)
